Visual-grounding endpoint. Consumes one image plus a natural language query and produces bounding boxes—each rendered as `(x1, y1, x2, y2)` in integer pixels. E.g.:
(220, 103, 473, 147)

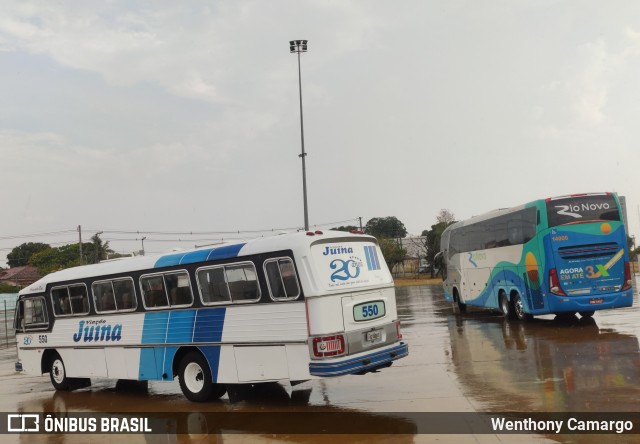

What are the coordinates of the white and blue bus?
(438, 192, 633, 320)
(13, 231, 408, 401)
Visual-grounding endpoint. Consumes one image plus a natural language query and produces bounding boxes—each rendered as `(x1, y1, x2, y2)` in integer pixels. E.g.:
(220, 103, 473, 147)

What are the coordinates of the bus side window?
(226, 264, 260, 302)
(197, 267, 231, 304)
(141, 275, 169, 308)
(52, 287, 71, 316)
(113, 279, 136, 311)
(265, 258, 300, 300)
(69, 285, 89, 314)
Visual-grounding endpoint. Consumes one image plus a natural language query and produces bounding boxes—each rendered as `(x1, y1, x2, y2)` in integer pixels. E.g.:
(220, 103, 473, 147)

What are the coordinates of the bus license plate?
(365, 329, 382, 343)
(589, 298, 604, 305)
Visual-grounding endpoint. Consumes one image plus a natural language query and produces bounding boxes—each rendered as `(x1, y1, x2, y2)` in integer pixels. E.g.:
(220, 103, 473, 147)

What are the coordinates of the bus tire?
(453, 289, 466, 313)
(49, 352, 72, 391)
(178, 352, 225, 402)
(579, 311, 595, 318)
(499, 293, 511, 319)
(512, 294, 530, 321)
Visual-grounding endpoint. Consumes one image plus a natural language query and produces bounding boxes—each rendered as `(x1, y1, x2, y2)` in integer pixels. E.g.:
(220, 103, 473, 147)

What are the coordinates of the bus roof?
(19, 231, 375, 296)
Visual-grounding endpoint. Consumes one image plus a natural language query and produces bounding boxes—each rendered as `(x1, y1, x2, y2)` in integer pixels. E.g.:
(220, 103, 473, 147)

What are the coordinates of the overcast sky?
(1, 1, 640, 266)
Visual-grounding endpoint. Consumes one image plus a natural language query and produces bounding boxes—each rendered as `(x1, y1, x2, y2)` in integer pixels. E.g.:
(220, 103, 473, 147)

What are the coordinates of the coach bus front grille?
(557, 242, 618, 260)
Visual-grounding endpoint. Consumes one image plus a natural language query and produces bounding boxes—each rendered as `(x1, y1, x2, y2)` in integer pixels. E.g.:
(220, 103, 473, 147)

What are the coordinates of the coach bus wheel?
(512, 294, 530, 321)
(499, 293, 511, 319)
(49, 353, 72, 391)
(453, 290, 466, 313)
(579, 311, 595, 319)
(179, 352, 225, 402)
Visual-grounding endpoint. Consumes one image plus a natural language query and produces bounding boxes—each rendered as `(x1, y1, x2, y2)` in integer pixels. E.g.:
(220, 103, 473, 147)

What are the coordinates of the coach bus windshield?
(546, 194, 620, 227)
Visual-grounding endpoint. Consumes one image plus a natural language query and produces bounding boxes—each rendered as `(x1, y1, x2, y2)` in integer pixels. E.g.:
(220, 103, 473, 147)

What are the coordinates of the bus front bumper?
(309, 342, 408, 377)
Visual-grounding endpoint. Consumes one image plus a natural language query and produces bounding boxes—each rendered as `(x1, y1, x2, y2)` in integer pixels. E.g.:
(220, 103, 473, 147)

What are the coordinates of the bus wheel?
(49, 353, 72, 391)
(499, 293, 511, 319)
(579, 311, 595, 318)
(453, 290, 466, 313)
(179, 352, 225, 402)
(512, 294, 530, 321)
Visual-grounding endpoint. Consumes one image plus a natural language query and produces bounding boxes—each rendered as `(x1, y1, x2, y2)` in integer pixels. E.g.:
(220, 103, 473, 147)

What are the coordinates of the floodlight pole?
(290, 39, 309, 231)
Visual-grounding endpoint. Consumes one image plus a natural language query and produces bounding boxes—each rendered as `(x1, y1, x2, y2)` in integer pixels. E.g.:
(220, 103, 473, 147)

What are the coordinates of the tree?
(28, 244, 81, 275)
(7, 242, 51, 267)
(364, 217, 407, 240)
(436, 209, 456, 225)
(332, 225, 360, 233)
(378, 238, 406, 273)
(83, 234, 113, 264)
(423, 209, 457, 278)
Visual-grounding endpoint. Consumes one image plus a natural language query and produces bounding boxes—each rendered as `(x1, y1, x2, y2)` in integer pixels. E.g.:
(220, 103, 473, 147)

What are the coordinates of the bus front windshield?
(546, 194, 620, 227)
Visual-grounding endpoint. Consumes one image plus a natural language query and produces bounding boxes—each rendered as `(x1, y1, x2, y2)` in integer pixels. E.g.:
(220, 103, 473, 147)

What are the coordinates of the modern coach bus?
(13, 231, 408, 401)
(437, 192, 633, 320)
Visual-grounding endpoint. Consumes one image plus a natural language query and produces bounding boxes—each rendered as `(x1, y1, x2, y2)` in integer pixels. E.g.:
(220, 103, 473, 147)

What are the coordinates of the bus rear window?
(546, 194, 620, 227)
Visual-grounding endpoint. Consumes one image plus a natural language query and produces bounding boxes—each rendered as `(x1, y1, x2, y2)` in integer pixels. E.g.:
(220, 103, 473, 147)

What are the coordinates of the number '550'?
(362, 305, 379, 318)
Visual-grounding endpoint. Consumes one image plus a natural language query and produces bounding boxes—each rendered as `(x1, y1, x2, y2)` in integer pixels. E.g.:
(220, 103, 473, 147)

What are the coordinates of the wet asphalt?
(2, 279, 639, 443)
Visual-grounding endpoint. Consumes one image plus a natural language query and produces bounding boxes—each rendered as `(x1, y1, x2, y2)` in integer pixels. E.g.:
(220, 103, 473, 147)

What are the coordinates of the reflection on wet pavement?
(3, 278, 639, 443)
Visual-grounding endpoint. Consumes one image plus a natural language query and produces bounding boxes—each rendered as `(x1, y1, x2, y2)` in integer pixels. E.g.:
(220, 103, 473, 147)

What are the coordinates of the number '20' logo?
(330, 259, 361, 282)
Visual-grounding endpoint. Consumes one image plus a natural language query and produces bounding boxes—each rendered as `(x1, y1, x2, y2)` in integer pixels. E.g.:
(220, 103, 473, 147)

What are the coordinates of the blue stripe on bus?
(199, 346, 222, 383)
(365, 246, 381, 271)
(166, 310, 197, 343)
(154, 243, 246, 268)
(309, 342, 408, 377)
(364, 246, 372, 270)
(141, 312, 170, 344)
(138, 308, 226, 381)
(193, 308, 226, 342)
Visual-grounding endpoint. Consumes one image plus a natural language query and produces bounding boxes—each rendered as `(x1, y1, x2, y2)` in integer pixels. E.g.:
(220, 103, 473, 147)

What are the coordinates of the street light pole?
(141, 237, 146, 256)
(290, 39, 309, 231)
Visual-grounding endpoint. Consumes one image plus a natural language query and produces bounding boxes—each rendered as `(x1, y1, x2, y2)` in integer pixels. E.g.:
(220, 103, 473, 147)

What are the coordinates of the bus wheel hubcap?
(184, 362, 205, 393)
(52, 360, 65, 383)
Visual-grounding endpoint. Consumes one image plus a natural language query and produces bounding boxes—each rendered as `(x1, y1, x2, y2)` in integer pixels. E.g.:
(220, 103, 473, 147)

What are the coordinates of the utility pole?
(78, 225, 83, 264)
(358, 217, 363, 232)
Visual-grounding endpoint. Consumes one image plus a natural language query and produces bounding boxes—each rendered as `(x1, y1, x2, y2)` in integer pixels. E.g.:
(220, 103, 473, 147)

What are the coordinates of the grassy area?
(394, 276, 443, 287)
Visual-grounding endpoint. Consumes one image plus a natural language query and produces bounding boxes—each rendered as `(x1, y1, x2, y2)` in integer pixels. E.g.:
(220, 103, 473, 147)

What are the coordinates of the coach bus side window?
(197, 267, 231, 304)
(52, 287, 72, 316)
(140, 275, 169, 308)
(197, 262, 260, 305)
(226, 263, 260, 302)
(93, 281, 116, 312)
(113, 278, 137, 311)
(69, 285, 90, 314)
(166, 271, 193, 307)
(264, 258, 300, 301)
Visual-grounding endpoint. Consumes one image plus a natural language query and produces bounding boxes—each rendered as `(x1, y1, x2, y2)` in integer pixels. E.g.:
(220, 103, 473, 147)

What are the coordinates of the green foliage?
(84, 234, 113, 264)
(331, 225, 360, 233)
(364, 217, 407, 240)
(422, 209, 457, 277)
(28, 245, 82, 275)
(378, 238, 406, 272)
(7, 242, 51, 267)
(0, 282, 18, 293)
